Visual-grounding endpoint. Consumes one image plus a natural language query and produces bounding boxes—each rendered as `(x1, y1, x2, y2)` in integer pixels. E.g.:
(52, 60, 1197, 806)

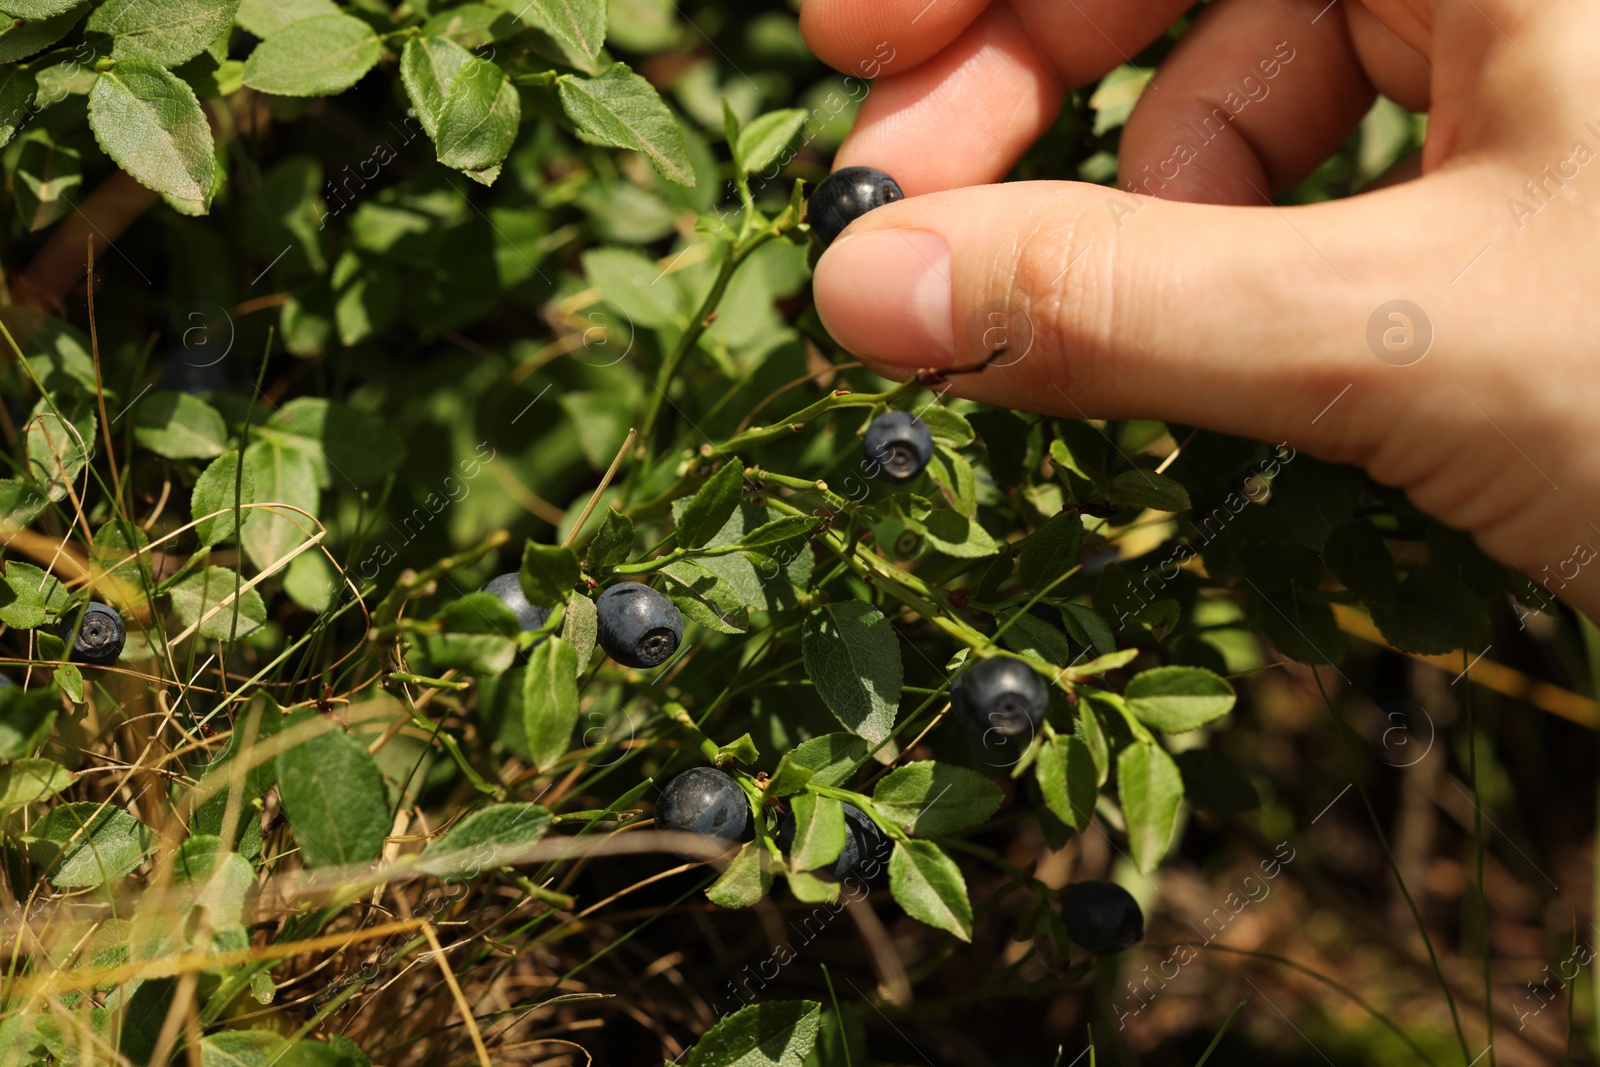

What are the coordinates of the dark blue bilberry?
(863, 411, 934, 484)
(481, 572, 552, 663)
(656, 767, 749, 857)
(596, 582, 682, 668)
(953, 657, 1047, 764)
(1060, 880, 1144, 955)
(808, 166, 903, 246)
(66, 602, 124, 666)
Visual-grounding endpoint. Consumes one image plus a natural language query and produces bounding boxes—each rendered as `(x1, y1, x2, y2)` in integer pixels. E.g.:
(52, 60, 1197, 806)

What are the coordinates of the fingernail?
(814, 230, 954, 367)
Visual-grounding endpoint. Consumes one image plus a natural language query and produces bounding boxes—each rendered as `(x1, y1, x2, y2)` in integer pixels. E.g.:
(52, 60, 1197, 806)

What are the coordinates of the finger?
(1116, 0, 1375, 205)
(811, 176, 1459, 458)
(816, 0, 1192, 191)
(799, 0, 990, 80)
(1346, 0, 1430, 111)
(833, 6, 1065, 192)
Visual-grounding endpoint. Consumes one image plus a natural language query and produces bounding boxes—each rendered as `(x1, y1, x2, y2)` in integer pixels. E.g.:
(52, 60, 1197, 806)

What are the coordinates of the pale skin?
(802, 0, 1600, 621)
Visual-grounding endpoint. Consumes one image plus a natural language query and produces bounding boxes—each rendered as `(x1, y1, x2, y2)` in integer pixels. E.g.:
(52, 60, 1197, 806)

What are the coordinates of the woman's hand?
(804, 0, 1600, 619)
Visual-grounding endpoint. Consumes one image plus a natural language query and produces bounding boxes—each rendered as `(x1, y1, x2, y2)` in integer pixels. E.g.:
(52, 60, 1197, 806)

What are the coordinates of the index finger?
(799, 0, 991, 80)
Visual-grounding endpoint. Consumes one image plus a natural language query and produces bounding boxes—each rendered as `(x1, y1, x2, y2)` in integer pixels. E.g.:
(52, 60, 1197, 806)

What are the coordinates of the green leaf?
(926, 445, 977, 519)
(284, 550, 336, 612)
(263, 396, 406, 489)
(522, 636, 580, 770)
(26, 801, 155, 887)
(2, 308, 96, 394)
(517, 0, 606, 64)
(999, 609, 1074, 668)
(1035, 735, 1096, 830)
(660, 560, 750, 634)
(192, 451, 254, 548)
(917, 509, 999, 558)
(0, 758, 73, 812)
(1124, 666, 1236, 732)
(581, 246, 681, 328)
(561, 593, 598, 674)
(88, 59, 215, 215)
(25, 400, 94, 503)
(1061, 603, 1117, 657)
(764, 753, 813, 797)
(0, 65, 36, 149)
(888, 839, 972, 941)
(1175, 749, 1259, 814)
(53, 664, 82, 703)
(558, 63, 695, 186)
(1107, 469, 1190, 513)
(686, 999, 822, 1067)
(1117, 742, 1183, 873)
(0, 685, 56, 759)
(234, 0, 334, 38)
(275, 710, 390, 868)
(871, 761, 1002, 837)
(87, 0, 241, 68)
(400, 34, 469, 139)
(800, 602, 902, 745)
(585, 508, 634, 573)
(0, 0, 78, 17)
(240, 438, 319, 573)
(739, 515, 821, 551)
(787, 733, 866, 788)
(9, 128, 81, 230)
(131, 391, 226, 459)
(0, 3, 86, 64)
(734, 108, 806, 174)
(421, 802, 552, 877)
(418, 592, 520, 675)
(1019, 512, 1085, 592)
(677, 459, 745, 550)
(165, 835, 255, 925)
(420, 4, 518, 47)
(199, 1031, 284, 1067)
(705, 840, 771, 908)
(433, 55, 520, 176)
(786, 793, 843, 872)
(331, 250, 399, 345)
(716, 732, 760, 765)
(919, 406, 975, 447)
(1324, 519, 1399, 602)
(0, 561, 67, 630)
(242, 13, 381, 96)
(787, 869, 840, 904)
(169, 566, 267, 641)
(519, 542, 582, 608)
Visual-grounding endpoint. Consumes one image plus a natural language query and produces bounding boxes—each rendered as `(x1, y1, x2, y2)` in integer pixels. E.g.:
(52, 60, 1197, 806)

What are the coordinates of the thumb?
(811, 177, 1446, 454)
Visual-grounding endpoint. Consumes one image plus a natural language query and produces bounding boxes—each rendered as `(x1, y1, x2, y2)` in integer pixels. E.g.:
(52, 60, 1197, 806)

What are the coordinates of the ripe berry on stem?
(807, 166, 903, 247)
(776, 802, 886, 881)
(863, 411, 934, 484)
(952, 657, 1048, 764)
(656, 766, 749, 858)
(596, 582, 683, 668)
(481, 572, 551, 663)
(1060, 880, 1144, 955)
(66, 602, 125, 666)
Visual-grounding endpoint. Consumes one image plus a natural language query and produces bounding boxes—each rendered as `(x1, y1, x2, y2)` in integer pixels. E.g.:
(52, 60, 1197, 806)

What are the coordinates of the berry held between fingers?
(1060, 880, 1145, 955)
(952, 656, 1048, 763)
(481, 572, 551, 662)
(66, 602, 125, 666)
(656, 766, 749, 858)
(595, 582, 683, 668)
(807, 166, 903, 247)
(776, 802, 887, 881)
(863, 411, 934, 484)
